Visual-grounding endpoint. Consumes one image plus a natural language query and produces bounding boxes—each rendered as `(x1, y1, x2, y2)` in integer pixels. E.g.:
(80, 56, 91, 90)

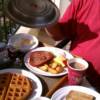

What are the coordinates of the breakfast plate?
(51, 86, 100, 100)
(0, 68, 42, 100)
(7, 33, 39, 52)
(24, 47, 74, 77)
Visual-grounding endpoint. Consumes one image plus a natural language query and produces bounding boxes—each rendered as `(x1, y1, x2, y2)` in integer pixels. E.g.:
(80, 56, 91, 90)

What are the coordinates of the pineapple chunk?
(53, 55, 67, 67)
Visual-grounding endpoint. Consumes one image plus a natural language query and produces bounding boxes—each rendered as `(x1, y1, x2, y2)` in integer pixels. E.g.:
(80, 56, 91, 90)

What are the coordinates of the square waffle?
(0, 73, 33, 100)
(0, 73, 12, 100)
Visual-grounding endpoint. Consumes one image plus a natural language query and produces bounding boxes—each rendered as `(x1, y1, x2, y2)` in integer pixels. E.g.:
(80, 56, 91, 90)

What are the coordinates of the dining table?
(0, 29, 100, 99)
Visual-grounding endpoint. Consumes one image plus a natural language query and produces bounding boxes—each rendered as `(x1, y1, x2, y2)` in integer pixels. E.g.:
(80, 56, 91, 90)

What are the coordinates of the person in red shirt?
(46, 0, 100, 92)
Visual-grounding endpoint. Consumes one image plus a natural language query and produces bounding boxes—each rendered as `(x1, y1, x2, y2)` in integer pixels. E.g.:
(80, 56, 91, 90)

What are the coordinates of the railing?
(0, 0, 20, 43)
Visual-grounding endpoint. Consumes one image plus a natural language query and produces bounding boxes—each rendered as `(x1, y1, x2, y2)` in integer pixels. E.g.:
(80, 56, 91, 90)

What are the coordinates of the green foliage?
(0, 0, 20, 42)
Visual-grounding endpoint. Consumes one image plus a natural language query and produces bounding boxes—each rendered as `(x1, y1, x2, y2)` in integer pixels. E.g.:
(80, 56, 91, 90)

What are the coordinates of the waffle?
(0, 73, 12, 100)
(0, 73, 33, 100)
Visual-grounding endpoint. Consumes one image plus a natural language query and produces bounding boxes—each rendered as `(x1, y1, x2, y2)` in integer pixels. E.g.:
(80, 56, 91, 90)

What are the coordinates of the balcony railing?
(0, 0, 20, 43)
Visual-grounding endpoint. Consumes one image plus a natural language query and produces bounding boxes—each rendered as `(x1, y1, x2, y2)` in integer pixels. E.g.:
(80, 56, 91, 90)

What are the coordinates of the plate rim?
(0, 68, 42, 100)
(51, 86, 100, 100)
(24, 47, 73, 77)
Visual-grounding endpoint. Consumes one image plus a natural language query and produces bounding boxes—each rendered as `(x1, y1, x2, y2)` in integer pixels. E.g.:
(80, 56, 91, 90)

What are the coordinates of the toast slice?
(66, 90, 95, 100)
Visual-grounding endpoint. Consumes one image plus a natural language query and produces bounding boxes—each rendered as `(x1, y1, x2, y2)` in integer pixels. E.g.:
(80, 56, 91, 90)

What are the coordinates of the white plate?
(0, 68, 42, 100)
(8, 33, 39, 52)
(24, 47, 73, 77)
(51, 86, 100, 100)
(34, 96, 51, 100)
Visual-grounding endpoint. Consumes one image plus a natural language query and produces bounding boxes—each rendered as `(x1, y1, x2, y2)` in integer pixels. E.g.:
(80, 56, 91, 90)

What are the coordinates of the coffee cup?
(67, 58, 89, 85)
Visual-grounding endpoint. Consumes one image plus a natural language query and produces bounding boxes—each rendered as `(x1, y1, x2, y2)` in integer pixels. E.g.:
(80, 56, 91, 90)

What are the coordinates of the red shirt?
(59, 0, 100, 87)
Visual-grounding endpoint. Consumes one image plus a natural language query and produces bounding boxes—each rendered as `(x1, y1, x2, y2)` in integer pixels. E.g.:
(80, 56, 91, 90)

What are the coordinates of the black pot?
(5, 0, 60, 28)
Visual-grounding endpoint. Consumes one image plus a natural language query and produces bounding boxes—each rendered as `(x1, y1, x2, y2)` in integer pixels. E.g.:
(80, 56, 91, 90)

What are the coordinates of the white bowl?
(8, 33, 39, 52)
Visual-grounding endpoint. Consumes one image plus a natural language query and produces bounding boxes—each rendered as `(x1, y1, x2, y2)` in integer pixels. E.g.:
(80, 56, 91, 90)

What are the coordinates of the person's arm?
(45, 0, 80, 41)
(45, 23, 65, 41)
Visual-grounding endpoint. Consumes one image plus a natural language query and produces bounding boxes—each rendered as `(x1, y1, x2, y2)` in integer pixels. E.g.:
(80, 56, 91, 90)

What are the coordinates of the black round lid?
(6, 0, 60, 27)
